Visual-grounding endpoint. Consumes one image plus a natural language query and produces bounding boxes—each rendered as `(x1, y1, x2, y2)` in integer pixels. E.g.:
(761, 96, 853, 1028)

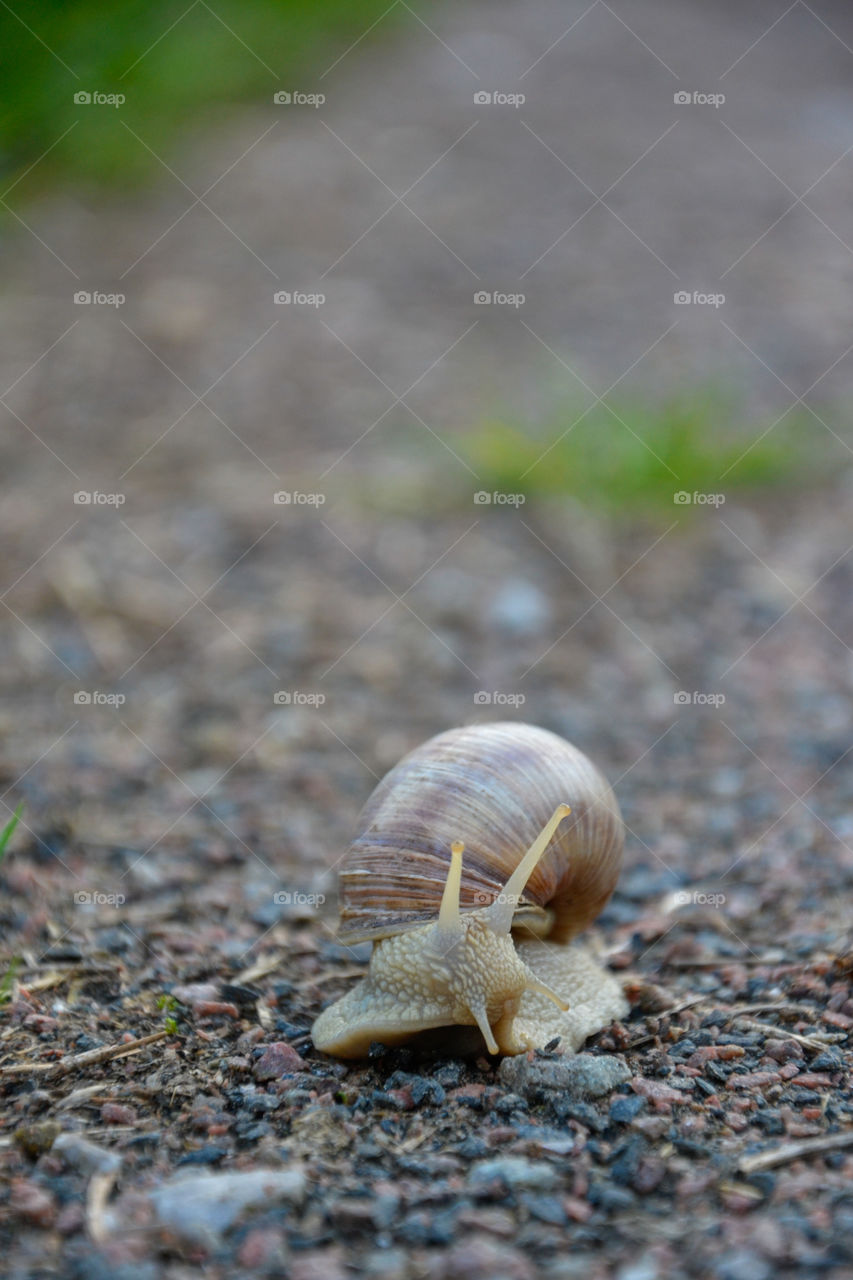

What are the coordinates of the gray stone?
(713, 1251, 772, 1280)
(148, 1167, 306, 1247)
(53, 1133, 122, 1177)
(468, 1156, 561, 1191)
(499, 1052, 631, 1101)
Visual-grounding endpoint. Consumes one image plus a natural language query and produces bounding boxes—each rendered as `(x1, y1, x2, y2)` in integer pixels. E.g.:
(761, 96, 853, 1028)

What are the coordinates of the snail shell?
(338, 721, 623, 946)
(312, 722, 627, 1058)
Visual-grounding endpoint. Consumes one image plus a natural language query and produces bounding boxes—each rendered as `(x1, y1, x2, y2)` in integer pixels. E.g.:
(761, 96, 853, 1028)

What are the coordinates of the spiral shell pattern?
(338, 722, 623, 945)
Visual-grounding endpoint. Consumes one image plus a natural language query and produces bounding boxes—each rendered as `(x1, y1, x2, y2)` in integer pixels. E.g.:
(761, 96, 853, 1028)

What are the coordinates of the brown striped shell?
(338, 722, 623, 947)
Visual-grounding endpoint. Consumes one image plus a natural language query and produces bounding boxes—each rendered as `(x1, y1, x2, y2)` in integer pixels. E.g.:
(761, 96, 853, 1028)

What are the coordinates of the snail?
(312, 722, 628, 1057)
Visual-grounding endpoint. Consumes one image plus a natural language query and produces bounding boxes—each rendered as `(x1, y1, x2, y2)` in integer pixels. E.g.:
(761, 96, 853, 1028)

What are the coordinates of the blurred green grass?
(2, 5, 840, 520)
(0, 802, 24, 864)
(0, 0, 404, 194)
(456, 392, 824, 514)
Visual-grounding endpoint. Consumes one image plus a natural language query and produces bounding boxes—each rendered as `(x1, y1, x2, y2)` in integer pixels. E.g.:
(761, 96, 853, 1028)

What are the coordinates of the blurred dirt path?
(4, 0, 853, 488)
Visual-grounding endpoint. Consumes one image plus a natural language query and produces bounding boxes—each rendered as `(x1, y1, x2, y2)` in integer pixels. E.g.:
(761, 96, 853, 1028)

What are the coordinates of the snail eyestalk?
(482, 803, 572, 936)
(438, 840, 465, 934)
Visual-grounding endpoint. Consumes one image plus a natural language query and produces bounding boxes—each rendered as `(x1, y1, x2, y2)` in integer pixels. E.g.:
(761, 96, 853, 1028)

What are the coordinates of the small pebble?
(177, 1146, 228, 1166)
(54, 1133, 122, 1177)
(726, 1072, 780, 1090)
(713, 1248, 772, 1280)
(809, 1051, 842, 1071)
(193, 1000, 240, 1019)
(763, 1038, 803, 1063)
(794, 1073, 834, 1089)
(630, 1078, 686, 1112)
(522, 1192, 567, 1224)
(456, 1136, 489, 1159)
(610, 1095, 646, 1124)
(237, 1226, 289, 1272)
(468, 1156, 561, 1191)
(588, 1183, 636, 1211)
(253, 1041, 307, 1079)
(101, 1102, 137, 1126)
(9, 1179, 56, 1228)
(499, 1052, 631, 1100)
(633, 1157, 667, 1194)
(437, 1236, 534, 1280)
(146, 1167, 306, 1247)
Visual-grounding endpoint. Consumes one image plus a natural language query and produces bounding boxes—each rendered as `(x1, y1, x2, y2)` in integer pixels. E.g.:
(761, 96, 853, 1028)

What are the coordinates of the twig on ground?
(732, 1017, 841, 1050)
(0, 1029, 170, 1078)
(739, 1129, 853, 1174)
(663, 956, 814, 969)
(87, 1169, 117, 1244)
(236, 954, 286, 983)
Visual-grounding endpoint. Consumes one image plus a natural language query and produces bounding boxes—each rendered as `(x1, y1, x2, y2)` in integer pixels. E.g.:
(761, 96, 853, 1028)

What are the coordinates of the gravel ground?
(2, 1, 853, 1277)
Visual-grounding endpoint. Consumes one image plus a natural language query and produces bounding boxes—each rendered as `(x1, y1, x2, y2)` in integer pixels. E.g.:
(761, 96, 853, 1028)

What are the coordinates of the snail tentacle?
(481, 803, 572, 935)
(437, 840, 465, 935)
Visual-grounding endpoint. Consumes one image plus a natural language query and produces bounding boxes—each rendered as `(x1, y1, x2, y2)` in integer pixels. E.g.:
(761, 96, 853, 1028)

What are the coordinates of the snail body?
(312, 722, 627, 1057)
